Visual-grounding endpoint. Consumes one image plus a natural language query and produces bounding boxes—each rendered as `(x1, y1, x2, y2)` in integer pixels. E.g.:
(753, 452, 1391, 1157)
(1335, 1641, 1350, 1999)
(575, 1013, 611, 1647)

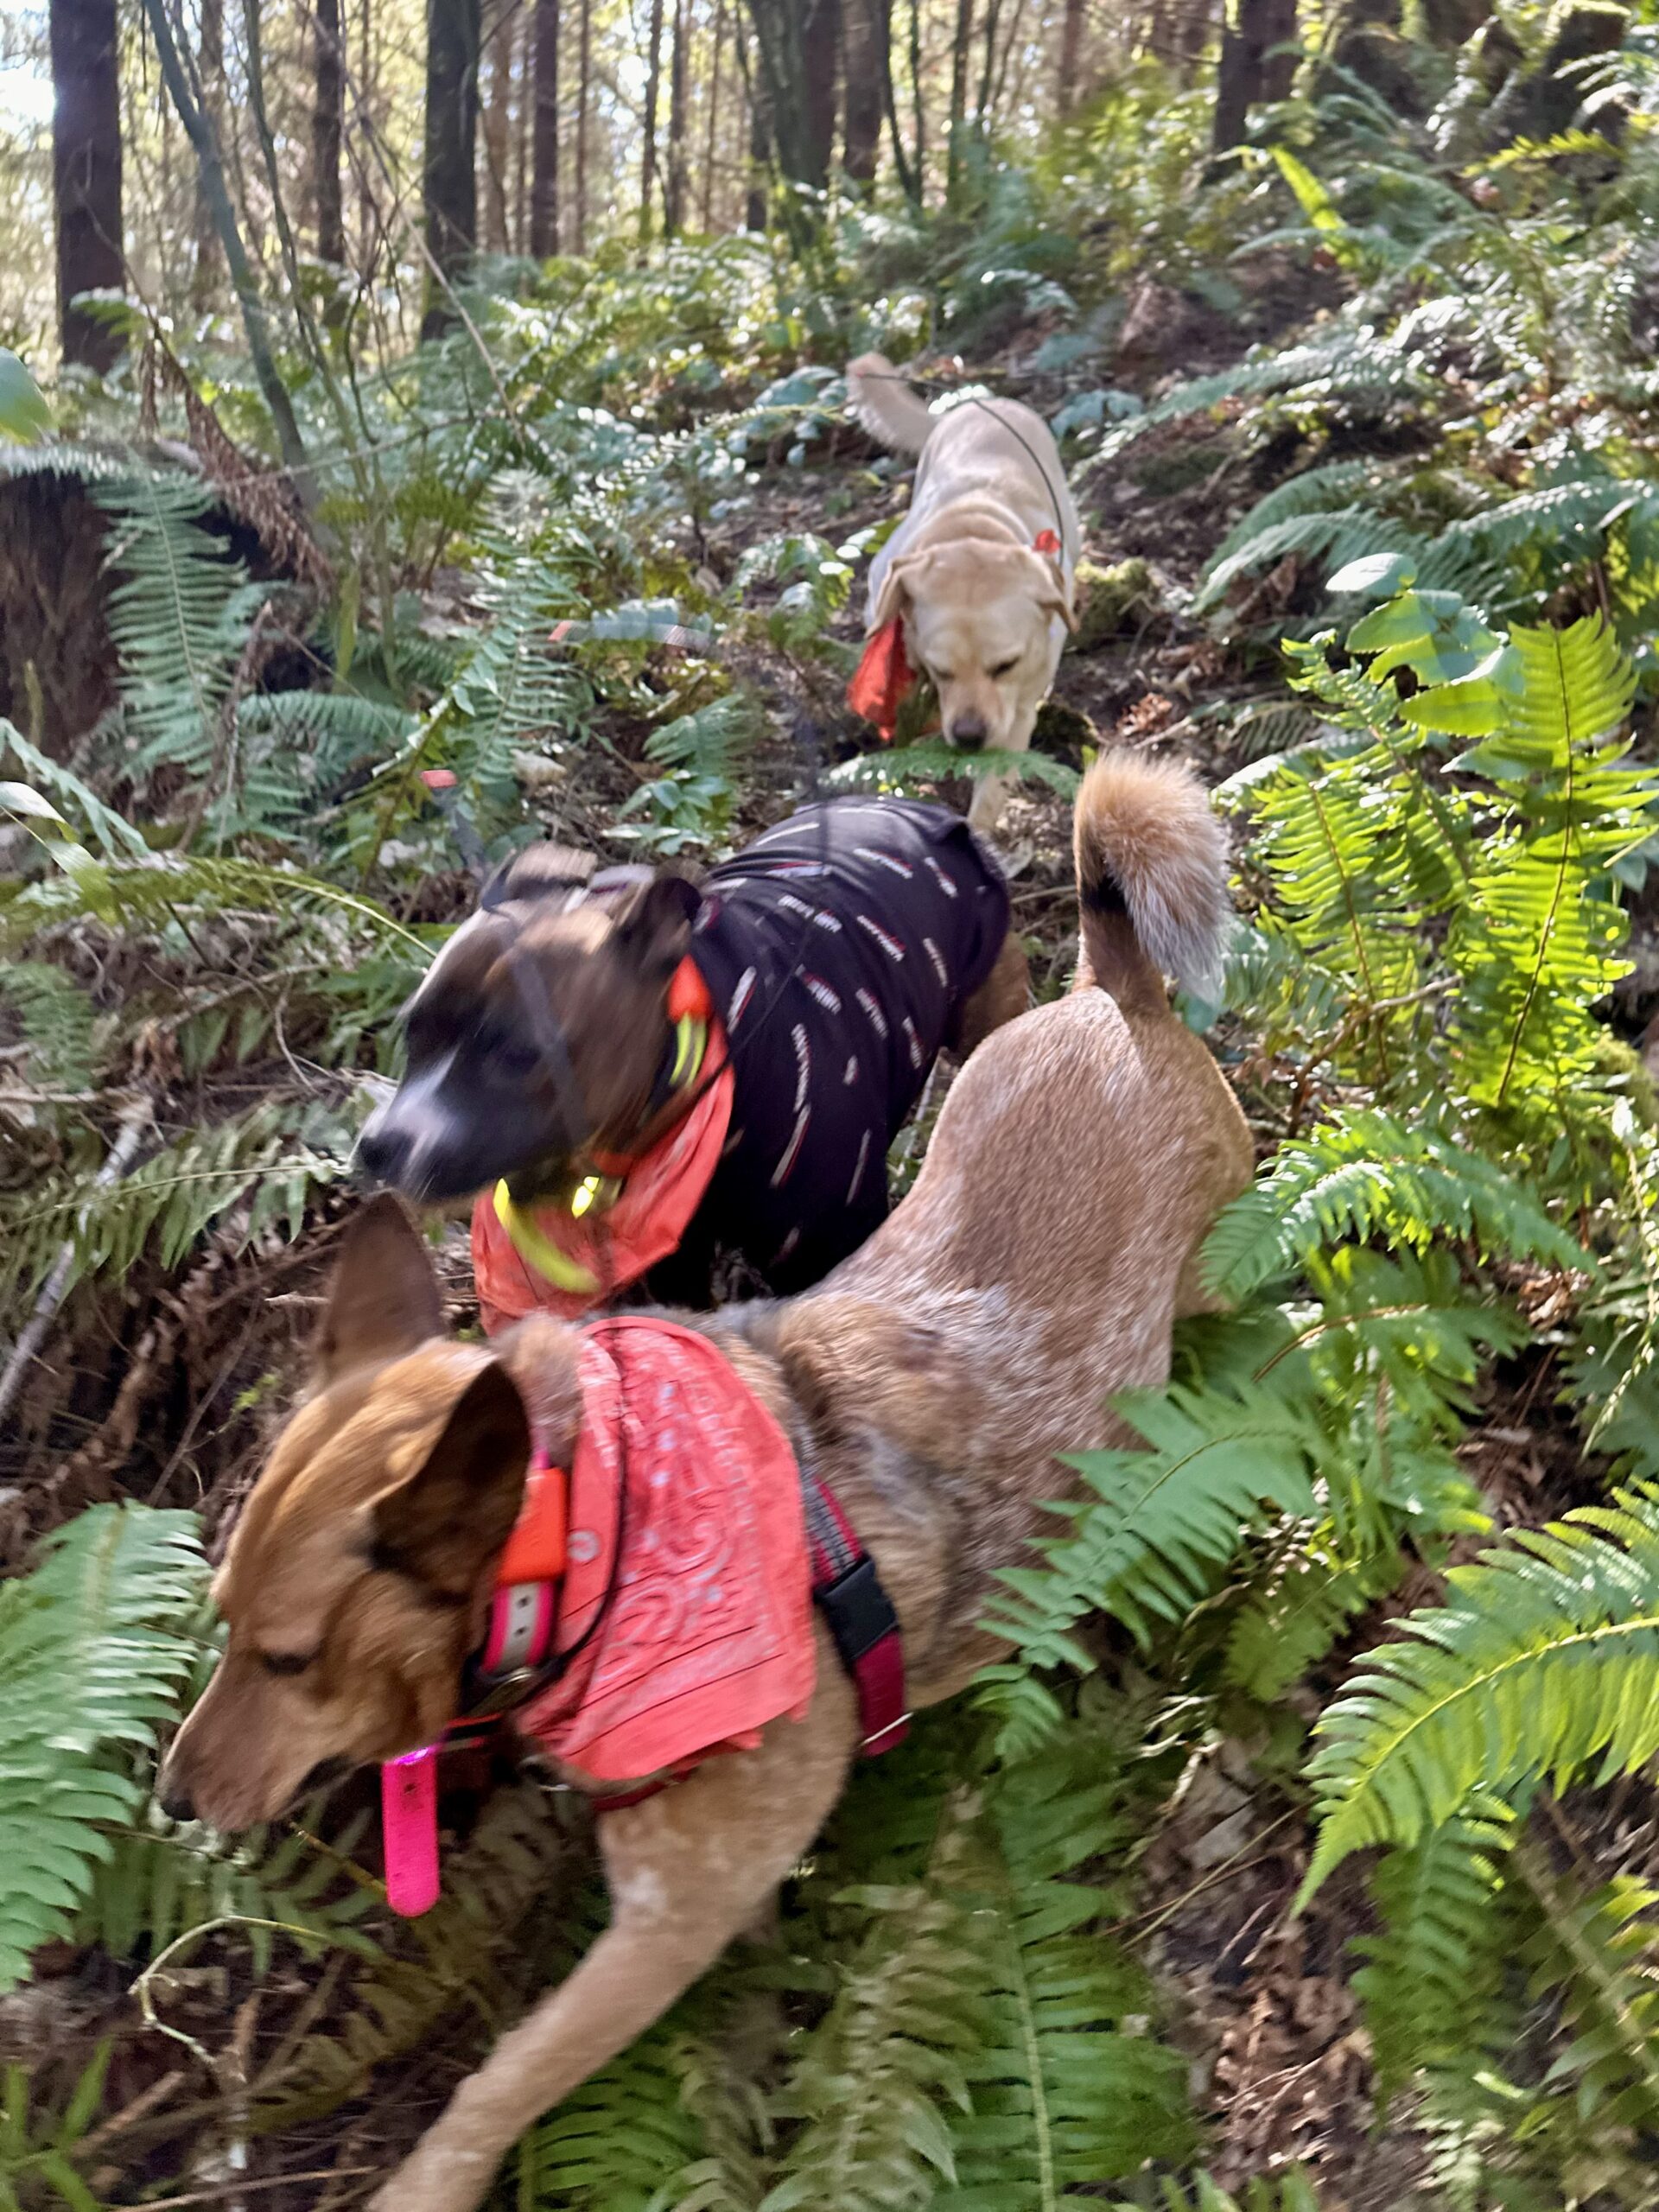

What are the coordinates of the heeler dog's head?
(157, 1198, 581, 1831)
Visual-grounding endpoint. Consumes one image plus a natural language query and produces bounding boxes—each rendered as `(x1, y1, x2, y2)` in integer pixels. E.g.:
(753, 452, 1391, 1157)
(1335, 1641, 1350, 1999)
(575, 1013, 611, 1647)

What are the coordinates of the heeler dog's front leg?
(370, 1681, 857, 2212)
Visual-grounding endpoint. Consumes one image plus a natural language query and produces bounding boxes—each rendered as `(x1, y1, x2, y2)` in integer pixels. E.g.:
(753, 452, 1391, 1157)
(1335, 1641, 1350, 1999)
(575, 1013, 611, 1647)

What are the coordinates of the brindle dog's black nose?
(354, 1115, 410, 1185)
(949, 714, 988, 752)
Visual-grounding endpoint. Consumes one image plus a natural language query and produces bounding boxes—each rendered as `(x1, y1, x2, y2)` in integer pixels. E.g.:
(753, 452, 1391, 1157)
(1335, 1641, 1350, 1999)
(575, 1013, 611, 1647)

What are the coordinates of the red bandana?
(516, 1319, 817, 1783)
(848, 618, 916, 741)
(470, 1031, 735, 1332)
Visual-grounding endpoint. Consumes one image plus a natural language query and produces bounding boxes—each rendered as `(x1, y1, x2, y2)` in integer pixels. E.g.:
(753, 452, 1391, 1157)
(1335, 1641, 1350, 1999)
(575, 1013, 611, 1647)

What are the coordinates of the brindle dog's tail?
(1072, 754, 1232, 1009)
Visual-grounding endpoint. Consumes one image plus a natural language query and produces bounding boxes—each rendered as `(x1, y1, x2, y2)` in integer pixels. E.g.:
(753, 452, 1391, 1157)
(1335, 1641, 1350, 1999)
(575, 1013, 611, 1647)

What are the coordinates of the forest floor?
(10, 264, 1657, 2210)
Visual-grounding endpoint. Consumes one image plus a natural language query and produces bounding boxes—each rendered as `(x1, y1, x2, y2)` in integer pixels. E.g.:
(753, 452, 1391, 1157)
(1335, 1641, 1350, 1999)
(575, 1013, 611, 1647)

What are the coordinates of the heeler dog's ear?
(315, 1194, 444, 1385)
(367, 1364, 531, 1598)
(480, 843, 596, 912)
(611, 874, 702, 982)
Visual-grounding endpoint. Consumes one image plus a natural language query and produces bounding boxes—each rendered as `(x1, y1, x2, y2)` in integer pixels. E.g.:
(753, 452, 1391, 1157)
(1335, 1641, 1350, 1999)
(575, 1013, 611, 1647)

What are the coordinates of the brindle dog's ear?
(315, 1194, 444, 1384)
(369, 1363, 531, 1599)
(480, 842, 596, 912)
(612, 874, 702, 980)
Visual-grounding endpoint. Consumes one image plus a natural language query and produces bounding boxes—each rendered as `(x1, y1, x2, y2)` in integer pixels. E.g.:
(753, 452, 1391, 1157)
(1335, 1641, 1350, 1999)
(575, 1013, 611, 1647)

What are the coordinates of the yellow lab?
(848, 353, 1083, 834)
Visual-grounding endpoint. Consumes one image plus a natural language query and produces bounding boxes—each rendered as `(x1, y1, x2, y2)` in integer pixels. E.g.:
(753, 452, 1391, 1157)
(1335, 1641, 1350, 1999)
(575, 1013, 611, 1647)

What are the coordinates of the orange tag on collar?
(666, 955, 712, 1024)
(1034, 529, 1061, 556)
(848, 619, 916, 742)
(497, 1458, 569, 1586)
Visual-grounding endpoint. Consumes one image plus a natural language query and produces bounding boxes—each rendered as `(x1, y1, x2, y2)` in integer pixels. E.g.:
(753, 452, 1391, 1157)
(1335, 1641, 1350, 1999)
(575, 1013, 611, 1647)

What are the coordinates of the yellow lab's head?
(873, 541, 1075, 755)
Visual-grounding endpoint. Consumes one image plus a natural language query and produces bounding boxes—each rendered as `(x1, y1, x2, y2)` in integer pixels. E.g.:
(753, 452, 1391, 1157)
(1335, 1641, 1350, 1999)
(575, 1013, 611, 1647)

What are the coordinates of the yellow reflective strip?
(671, 1017, 708, 1090)
(493, 1180, 600, 1294)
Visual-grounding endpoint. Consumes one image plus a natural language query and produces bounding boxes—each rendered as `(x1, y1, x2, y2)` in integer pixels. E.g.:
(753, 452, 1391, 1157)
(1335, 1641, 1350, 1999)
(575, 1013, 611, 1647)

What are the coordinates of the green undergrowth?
(10, 67, 1659, 2202)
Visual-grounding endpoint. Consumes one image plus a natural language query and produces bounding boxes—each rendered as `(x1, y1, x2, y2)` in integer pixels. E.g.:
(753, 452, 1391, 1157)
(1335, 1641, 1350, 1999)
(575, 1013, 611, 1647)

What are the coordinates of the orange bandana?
(848, 618, 916, 741)
(471, 1028, 735, 1332)
(517, 1319, 816, 1783)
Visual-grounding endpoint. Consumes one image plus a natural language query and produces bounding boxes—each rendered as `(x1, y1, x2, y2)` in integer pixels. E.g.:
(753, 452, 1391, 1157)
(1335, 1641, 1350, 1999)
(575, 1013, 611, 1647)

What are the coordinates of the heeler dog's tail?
(1072, 754, 1232, 1008)
(845, 353, 935, 456)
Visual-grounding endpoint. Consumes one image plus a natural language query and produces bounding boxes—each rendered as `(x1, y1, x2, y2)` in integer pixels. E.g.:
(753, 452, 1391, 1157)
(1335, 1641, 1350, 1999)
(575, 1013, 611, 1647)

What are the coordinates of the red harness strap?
(800, 1470, 910, 1754)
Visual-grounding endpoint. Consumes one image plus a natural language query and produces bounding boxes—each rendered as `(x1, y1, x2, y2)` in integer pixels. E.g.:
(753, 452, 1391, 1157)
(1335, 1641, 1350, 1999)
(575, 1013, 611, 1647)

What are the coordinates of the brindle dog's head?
(158, 1198, 582, 1831)
(355, 847, 702, 1206)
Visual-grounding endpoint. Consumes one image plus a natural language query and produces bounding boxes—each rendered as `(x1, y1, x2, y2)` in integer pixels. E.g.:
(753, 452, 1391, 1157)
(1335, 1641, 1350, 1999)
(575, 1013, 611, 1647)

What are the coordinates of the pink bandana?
(517, 1318, 816, 1783)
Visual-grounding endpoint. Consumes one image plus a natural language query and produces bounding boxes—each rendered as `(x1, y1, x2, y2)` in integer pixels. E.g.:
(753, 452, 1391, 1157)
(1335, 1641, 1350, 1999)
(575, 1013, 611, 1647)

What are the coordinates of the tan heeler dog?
(159, 755, 1252, 2212)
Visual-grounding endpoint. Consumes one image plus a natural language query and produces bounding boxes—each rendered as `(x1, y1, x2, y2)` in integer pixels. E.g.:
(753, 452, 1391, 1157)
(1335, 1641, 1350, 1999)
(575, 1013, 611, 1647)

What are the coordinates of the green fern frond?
(0, 2045, 116, 2212)
(0, 1505, 206, 1991)
(95, 474, 268, 787)
(1350, 1796, 1521, 2101)
(0, 1097, 359, 1314)
(1517, 1856, 1659, 2131)
(1443, 616, 1647, 1110)
(510, 2020, 712, 2212)
(827, 745, 1081, 800)
(1223, 1539, 1402, 1701)
(765, 1789, 982, 2212)
(986, 1384, 1322, 1662)
(1305, 1482, 1659, 1893)
(942, 1737, 1193, 2204)
(1197, 510, 1420, 616)
(79, 1806, 382, 1975)
(1201, 1109, 1592, 1301)
(1111, 2171, 1325, 2211)
(0, 960, 103, 1092)
(645, 692, 765, 779)
(238, 690, 419, 790)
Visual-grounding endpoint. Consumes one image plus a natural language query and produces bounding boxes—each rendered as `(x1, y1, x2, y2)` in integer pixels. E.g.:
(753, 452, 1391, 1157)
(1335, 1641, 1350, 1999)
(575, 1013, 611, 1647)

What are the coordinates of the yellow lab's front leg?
(368, 1680, 856, 2212)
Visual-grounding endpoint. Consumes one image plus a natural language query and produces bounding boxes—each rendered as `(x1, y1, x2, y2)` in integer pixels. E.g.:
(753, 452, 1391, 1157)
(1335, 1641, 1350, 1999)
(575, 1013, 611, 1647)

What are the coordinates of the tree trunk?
(803, 0, 842, 186)
(140, 0, 311, 494)
(1212, 0, 1263, 149)
(665, 0, 690, 233)
(574, 0, 591, 251)
(514, 0, 531, 246)
(946, 0, 972, 196)
(531, 0, 561, 253)
(975, 0, 1002, 121)
(843, 0, 884, 184)
(423, 0, 482, 332)
(701, 0, 726, 228)
(481, 0, 515, 251)
(640, 0, 665, 241)
(314, 0, 346, 270)
(907, 0, 925, 192)
(1056, 0, 1084, 113)
(1262, 0, 1298, 96)
(192, 0, 223, 307)
(736, 15, 769, 226)
(741, 0, 839, 199)
(50, 0, 125, 370)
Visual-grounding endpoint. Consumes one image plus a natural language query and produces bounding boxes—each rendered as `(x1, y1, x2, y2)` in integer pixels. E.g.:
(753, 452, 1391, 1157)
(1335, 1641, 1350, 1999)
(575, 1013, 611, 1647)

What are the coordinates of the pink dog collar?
(378, 1451, 565, 1916)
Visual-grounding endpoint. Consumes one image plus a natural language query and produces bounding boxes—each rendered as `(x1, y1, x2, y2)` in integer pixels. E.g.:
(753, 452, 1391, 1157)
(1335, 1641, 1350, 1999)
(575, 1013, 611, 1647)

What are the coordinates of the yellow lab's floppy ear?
(870, 552, 926, 635)
(315, 1194, 444, 1385)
